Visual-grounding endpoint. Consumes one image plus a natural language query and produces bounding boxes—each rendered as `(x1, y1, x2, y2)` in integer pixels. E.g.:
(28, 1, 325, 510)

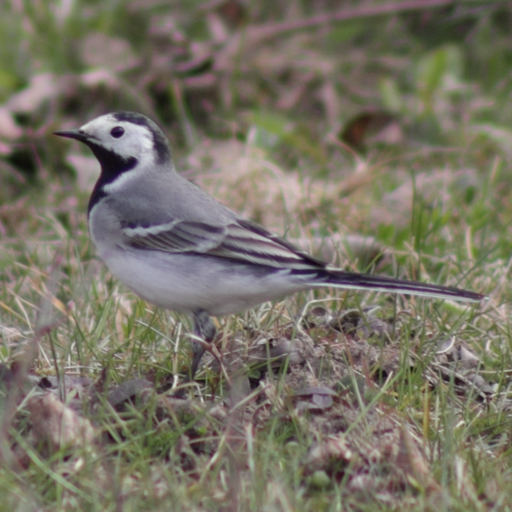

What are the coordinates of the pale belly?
(99, 248, 309, 316)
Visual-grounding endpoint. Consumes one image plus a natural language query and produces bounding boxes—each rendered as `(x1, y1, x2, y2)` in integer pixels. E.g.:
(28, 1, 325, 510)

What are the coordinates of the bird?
(54, 112, 484, 378)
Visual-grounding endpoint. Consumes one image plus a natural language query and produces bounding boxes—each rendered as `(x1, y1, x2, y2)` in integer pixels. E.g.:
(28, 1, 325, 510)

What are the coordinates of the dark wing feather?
(123, 218, 326, 270)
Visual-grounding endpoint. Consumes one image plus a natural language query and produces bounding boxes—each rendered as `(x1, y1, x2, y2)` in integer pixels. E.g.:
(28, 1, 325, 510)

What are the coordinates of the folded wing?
(123, 218, 325, 270)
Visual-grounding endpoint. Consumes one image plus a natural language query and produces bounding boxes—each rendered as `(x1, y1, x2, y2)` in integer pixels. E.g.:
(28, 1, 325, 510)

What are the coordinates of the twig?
(248, 0, 462, 42)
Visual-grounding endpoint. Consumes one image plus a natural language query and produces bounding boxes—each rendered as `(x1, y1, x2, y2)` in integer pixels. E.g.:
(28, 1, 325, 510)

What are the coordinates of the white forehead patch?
(80, 114, 156, 164)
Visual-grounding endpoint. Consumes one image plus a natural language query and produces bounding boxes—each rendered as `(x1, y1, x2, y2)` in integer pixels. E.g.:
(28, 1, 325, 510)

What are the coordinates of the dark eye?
(110, 126, 125, 138)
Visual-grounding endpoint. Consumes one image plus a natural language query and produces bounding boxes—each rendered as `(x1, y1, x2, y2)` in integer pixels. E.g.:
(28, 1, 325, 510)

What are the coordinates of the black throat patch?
(87, 142, 138, 215)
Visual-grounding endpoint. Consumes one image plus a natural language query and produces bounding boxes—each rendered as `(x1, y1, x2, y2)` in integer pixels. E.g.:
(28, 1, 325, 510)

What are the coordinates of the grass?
(2, 141, 507, 511)
(2, 1, 512, 510)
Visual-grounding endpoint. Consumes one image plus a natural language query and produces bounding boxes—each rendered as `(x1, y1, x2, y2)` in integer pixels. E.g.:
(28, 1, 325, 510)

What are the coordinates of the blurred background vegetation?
(0, 2, 509, 229)
(2, 0, 512, 263)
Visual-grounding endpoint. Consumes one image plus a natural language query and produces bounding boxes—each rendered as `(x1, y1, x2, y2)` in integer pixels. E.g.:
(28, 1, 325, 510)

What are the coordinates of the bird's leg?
(189, 310, 217, 379)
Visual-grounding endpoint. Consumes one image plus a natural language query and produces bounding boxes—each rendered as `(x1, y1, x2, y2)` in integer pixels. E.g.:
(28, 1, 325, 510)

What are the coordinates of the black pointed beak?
(53, 129, 89, 142)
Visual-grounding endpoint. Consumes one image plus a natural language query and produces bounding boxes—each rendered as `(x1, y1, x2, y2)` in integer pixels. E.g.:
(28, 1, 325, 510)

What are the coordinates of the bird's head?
(54, 111, 172, 176)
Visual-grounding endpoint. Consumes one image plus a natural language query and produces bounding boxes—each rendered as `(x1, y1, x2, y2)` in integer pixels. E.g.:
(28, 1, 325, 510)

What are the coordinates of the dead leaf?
(27, 393, 95, 452)
(66, 154, 99, 192)
(340, 111, 402, 153)
(107, 379, 153, 408)
(79, 69, 121, 89)
(304, 435, 353, 476)
(81, 33, 140, 72)
(7, 74, 59, 113)
(295, 386, 337, 411)
(0, 107, 22, 140)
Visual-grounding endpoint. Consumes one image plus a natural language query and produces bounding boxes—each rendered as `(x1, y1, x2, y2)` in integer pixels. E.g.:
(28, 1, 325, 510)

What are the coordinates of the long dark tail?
(309, 269, 484, 302)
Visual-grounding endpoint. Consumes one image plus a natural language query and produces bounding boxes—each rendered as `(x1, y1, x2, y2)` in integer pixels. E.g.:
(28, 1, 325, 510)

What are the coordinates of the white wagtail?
(54, 112, 484, 377)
